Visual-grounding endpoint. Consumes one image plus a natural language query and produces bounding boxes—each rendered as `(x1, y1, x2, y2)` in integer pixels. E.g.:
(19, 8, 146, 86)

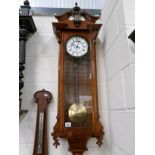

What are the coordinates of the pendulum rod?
(74, 58, 80, 103)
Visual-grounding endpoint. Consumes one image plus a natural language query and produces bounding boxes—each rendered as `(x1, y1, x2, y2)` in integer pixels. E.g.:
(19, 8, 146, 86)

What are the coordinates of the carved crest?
(55, 2, 99, 25)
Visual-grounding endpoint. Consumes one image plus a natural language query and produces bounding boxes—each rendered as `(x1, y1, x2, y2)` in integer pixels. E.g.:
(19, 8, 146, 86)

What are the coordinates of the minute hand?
(76, 42, 81, 50)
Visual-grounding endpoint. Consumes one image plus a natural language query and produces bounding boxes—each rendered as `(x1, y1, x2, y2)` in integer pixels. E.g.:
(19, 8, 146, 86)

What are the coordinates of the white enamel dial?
(66, 36, 88, 57)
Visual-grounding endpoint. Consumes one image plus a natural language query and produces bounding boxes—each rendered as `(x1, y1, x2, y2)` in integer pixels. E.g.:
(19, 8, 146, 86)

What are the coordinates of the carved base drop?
(68, 138, 88, 155)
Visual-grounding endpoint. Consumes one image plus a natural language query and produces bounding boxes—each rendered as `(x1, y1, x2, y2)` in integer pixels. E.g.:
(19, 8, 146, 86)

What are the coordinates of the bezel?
(66, 35, 89, 57)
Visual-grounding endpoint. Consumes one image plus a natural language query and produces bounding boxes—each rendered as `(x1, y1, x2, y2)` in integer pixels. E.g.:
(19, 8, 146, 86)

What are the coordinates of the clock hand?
(76, 41, 80, 49)
(72, 43, 79, 53)
(71, 42, 77, 48)
(71, 41, 79, 49)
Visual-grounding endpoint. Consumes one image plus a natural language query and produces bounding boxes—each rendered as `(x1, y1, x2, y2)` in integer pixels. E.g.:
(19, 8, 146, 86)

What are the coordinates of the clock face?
(66, 36, 88, 57)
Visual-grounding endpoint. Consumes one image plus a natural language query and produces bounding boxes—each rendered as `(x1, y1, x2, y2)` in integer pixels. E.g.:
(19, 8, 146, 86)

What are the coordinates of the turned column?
(19, 0, 37, 115)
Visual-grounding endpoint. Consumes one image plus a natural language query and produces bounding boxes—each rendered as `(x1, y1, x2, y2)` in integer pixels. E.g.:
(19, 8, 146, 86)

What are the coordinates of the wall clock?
(52, 3, 104, 155)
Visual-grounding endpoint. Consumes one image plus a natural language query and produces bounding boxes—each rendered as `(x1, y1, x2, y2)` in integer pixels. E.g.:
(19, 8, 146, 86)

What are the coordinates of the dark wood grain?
(19, 0, 37, 115)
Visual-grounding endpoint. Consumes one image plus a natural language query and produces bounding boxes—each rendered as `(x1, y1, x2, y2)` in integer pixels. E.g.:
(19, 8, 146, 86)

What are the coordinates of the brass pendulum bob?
(68, 58, 87, 123)
(69, 103, 87, 123)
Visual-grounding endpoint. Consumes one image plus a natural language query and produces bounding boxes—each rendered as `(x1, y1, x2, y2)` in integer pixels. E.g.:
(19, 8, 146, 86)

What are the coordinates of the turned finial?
(24, 0, 30, 6)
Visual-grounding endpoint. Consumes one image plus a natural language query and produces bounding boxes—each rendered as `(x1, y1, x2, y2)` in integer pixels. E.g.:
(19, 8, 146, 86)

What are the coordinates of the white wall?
(100, 0, 135, 155)
(19, 15, 110, 155)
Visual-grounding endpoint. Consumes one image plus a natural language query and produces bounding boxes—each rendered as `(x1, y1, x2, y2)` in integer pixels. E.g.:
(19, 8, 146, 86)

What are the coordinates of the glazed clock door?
(64, 35, 92, 128)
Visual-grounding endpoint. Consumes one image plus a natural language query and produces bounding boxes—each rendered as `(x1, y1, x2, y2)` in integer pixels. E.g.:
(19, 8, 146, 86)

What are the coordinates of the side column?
(19, 0, 37, 115)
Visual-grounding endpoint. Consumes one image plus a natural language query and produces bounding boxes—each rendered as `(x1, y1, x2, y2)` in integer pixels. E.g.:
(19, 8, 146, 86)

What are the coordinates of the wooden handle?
(33, 89, 52, 155)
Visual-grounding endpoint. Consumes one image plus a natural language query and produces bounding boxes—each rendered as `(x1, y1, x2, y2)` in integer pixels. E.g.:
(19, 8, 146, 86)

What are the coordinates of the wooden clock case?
(52, 4, 104, 155)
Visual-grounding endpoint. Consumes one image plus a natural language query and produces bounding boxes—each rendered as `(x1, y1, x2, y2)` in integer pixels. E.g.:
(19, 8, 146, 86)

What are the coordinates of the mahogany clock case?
(52, 3, 104, 154)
